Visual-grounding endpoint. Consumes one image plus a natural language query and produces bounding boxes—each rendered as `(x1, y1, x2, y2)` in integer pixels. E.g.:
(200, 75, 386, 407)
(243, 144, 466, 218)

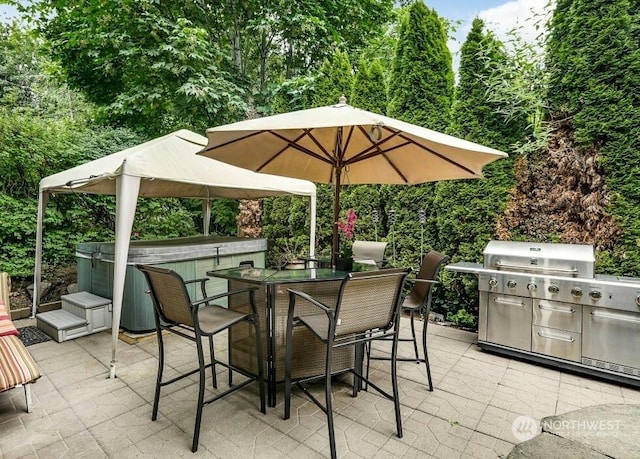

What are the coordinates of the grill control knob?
(507, 280, 517, 289)
(548, 284, 560, 294)
(589, 290, 602, 300)
(527, 283, 537, 292)
(488, 278, 498, 288)
(635, 295, 640, 307)
(571, 287, 583, 298)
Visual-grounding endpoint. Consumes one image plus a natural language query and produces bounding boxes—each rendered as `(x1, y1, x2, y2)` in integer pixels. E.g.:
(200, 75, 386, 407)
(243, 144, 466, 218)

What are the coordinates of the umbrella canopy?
(199, 101, 508, 262)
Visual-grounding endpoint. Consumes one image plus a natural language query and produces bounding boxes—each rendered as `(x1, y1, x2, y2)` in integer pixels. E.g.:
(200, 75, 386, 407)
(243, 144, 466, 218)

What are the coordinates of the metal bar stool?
(137, 264, 266, 452)
(283, 268, 410, 459)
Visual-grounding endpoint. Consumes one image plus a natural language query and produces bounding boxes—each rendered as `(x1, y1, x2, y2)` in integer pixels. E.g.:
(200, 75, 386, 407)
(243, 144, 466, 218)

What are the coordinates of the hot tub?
(76, 236, 267, 332)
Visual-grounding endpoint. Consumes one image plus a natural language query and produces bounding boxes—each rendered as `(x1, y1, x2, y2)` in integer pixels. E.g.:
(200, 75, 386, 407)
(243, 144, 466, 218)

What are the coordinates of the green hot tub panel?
(76, 236, 267, 332)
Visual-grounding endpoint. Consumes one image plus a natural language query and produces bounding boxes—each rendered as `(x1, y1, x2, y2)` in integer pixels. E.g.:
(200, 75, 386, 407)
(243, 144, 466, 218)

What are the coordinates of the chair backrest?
(352, 240, 388, 265)
(136, 264, 195, 327)
(407, 251, 450, 310)
(333, 268, 410, 337)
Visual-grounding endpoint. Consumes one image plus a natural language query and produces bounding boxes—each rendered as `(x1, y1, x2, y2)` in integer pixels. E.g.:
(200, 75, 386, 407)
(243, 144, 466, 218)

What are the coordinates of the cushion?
(0, 335, 41, 392)
(352, 241, 388, 264)
(0, 301, 19, 337)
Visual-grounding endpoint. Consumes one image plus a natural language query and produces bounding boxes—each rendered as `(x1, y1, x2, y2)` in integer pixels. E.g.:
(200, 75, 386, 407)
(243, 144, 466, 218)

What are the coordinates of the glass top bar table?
(207, 266, 375, 406)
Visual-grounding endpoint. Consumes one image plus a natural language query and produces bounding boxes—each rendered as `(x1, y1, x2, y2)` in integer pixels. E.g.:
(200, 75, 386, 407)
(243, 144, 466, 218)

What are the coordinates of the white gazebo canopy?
(34, 129, 316, 377)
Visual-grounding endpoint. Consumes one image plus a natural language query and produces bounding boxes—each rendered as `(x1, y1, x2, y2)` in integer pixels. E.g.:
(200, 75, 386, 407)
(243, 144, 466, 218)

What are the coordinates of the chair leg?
(252, 316, 266, 414)
(284, 313, 294, 420)
(391, 330, 403, 439)
(23, 384, 33, 413)
(152, 327, 165, 421)
(209, 336, 217, 389)
(364, 339, 371, 391)
(192, 338, 207, 453)
(352, 340, 363, 398)
(409, 309, 420, 361)
(228, 331, 233, 387)
(422, 319, 433, 391)
(325, 340, 337, 459)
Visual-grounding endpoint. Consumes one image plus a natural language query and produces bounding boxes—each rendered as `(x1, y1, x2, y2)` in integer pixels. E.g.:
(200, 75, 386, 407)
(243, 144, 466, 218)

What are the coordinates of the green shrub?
(446, 308, 477, 329)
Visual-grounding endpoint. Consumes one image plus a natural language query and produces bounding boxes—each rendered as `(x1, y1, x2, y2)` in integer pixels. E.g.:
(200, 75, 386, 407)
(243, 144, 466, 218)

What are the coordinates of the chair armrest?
(193, 287, 260, 321)
(405, 278, 438, 286)
(184, 277, 210, 299)
(192, 287, 258, 307)
(287, 289, 332, 314)
(286, 289, 334, 336)
(185, 277, 210, 301)
(184, 277, 210, 284)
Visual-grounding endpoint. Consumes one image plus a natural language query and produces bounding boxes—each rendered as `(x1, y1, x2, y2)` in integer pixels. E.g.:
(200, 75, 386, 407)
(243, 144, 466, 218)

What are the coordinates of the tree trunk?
(236, 199, 262, 238)
(236, 107, 261, 237)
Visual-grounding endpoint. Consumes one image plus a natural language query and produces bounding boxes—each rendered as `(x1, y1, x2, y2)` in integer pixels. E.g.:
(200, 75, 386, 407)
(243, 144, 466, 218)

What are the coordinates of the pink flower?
(337, 208, 357, 240)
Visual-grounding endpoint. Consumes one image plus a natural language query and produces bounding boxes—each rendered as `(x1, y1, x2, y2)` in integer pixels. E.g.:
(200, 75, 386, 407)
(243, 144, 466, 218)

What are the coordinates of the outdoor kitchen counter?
(446, 240, 640, 388)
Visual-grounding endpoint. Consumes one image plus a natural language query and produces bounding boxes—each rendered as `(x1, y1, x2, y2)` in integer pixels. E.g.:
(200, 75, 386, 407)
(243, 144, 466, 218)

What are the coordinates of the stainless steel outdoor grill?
(447, 240, 640, 386)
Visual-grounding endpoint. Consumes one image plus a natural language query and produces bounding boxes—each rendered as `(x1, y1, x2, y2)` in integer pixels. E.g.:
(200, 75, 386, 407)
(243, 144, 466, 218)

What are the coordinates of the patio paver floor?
(2, 316, 639, 458)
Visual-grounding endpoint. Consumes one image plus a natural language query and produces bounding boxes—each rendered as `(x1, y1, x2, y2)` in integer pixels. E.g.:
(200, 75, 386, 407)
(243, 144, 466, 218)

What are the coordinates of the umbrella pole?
(332, 168, 342, 267)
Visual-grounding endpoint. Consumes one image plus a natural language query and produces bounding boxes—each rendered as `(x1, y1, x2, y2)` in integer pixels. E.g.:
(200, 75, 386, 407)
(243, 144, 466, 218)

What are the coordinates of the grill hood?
(483, 241, 595, 278)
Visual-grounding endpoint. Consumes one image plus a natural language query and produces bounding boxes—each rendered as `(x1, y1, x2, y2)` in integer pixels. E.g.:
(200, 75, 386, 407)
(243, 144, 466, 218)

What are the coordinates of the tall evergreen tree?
(387, 1, 454, 130)
(312, 50, 354, 107)
(542, 0, 640, 274)
(351, 58, 387, 114)
(383, 2, 454, 268)
(545, 0, 573, 117)
(433, 19, 527, 320)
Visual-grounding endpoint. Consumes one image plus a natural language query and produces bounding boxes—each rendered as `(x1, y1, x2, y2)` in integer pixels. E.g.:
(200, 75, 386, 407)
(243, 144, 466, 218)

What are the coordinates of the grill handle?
(495, 261, 578, 276)
(591, 310, 640, 324)
(537, 303, 575, 314)
(493, 297, 526, 307)
(537, 329, 575, 342)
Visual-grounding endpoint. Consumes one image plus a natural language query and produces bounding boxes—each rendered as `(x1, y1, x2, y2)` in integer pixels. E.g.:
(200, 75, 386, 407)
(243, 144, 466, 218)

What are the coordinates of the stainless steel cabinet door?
(486, 293, 532, 351)
(532, 325, 581, 362)
(533, 299, 582, 332)
(583, 306, 640, 370)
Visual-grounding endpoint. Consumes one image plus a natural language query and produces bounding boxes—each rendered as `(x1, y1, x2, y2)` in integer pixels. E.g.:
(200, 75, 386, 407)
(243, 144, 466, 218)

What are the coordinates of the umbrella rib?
(397, 132, 479, 176)
(347, 127, 479, 177)
(342, 126, 355, 160)
(348, 126, 403, 163)
(252, 129, 335, 172)
(339, 126, 409, 182)
(203, 129, 334, 169)
(349, 139, 410, 164)
(338, 126, 357, 184)
(202, 130, 263, 152)
(303, 129, 338, 164)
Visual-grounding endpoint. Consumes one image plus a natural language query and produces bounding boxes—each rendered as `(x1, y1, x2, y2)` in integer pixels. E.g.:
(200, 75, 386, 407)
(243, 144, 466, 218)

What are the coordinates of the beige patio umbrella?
(199, 99, 508, 264)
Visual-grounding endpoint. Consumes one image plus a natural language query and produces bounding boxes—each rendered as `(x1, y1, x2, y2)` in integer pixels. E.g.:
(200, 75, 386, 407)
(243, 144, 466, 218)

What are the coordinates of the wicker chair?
(284, 268, 410, 459)
(366, 251, 449, 391)
(137, 264, 265, 453)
